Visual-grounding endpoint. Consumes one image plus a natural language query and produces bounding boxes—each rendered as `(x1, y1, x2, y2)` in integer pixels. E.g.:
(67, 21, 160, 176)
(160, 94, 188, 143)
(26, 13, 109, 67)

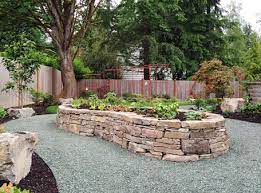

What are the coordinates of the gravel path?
(4, 115, 261, 193)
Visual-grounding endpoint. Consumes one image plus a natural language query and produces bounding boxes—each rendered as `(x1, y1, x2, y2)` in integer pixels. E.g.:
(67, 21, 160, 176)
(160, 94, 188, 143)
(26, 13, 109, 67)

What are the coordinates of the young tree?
(193, 59, 234, 98)
(2, 34, 40, 107)
(0, 0, 103, 97)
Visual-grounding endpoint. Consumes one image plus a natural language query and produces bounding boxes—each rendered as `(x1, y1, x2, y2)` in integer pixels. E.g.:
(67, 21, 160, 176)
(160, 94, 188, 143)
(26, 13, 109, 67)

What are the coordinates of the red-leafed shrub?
(193, 59, 234, 98)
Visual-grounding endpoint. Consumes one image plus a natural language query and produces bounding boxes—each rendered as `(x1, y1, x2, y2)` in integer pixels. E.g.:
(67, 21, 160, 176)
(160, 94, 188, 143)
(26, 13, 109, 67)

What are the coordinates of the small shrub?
(194, 98, 207, 109)
(194, 98, 220, 112)
(185, 111, 204, 120)
(192, 59, 234, 98)
(80, 90, 96, 98)
(104, 91, 118, 104)
(0, 183, 29, 193)
(122, 93, 143, 101)
(241, 103, 261, 114)
(223, 109, 233, 116)
(46, 105, 59, 114)
(72, 99, 81, 109)
(30, 89, 54, 106)
(73, 58, 92, 80)
(155, 102, 179, 119)
(0, 106, 7, 119)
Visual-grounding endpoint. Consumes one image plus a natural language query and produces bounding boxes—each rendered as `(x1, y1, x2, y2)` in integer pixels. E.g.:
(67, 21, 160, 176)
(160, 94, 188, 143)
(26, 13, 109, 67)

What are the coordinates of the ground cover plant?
(71, 92, 206, 120)
(0, 183, 29, 193)
(0, 106, 6, 119)
(194, 98, 221, 112)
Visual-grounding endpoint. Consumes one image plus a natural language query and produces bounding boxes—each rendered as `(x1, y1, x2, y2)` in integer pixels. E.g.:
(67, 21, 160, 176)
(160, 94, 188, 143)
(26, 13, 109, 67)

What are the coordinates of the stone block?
(113, 135, 123, 145)
(157, 120, 181, 128)
(143, 153, 162, 159)
(141, 129, 163, 139)
(0, 132, 38, 184)
(153, 147, 184, 155)
(162, 154, 199, 162)
(182, 139, 210, 154)
(128, 142, 146, 153)
(7, 108, 35, 119)
(122, 138, 128, 149)
(164, 131, 189, 139)
(221, 98, 245, 113)
(153, 142, 180, 149)
(156, 138, 180, 145)
(125, 134, 143, 144)
(126, 126, 141, 137)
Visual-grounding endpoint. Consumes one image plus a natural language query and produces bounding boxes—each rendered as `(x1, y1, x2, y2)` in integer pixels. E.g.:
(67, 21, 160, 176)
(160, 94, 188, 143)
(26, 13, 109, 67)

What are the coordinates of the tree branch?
(72, 0, 103, 43)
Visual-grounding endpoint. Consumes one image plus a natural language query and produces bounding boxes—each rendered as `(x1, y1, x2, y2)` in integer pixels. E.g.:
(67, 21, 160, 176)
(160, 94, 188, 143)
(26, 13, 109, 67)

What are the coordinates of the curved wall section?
(57, 106, 229, 162)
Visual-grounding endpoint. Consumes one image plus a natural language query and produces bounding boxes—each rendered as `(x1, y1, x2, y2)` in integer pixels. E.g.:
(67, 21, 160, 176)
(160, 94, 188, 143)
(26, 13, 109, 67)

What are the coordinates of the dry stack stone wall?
(248, 82, 261, 103)
(57, 106, 229, 162)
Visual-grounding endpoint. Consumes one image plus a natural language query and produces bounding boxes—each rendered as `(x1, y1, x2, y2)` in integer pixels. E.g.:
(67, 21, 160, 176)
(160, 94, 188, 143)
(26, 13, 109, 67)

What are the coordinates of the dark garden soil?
(26, 103, 48, 115)
(0, 115, 12, 125)
(221, 112, 261, 124)
(0, 153, 59, 193)
(214, 109, 261, 124)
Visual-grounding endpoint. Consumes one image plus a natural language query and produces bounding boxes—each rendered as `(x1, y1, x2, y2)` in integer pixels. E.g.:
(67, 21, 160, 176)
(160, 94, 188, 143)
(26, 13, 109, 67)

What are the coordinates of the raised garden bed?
(57, 105, 229, 162)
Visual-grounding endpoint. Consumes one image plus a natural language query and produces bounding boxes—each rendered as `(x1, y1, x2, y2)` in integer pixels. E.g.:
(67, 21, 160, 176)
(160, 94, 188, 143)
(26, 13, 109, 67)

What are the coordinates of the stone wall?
(57, 106, 229, 162)
(248, 82, 261, 104)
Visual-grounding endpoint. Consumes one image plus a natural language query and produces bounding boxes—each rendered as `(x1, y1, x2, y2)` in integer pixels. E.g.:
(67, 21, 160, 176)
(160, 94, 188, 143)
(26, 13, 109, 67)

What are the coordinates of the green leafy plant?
(72, 98, 87, 109)
(2, 34, 40, 108)
(0, 106, 7, 119)
(30, 89, 54, 106)
(104, 92, 118, 104)
(0, 183, 29, 193)
(154, 102, 179, 119)
(194, 98, 220, 112)
(73, 58, 92, 79)
(241, 103, 261, 114)
(46, 105, 59, 114)
(185, 111, 204, 120)
(223, 109, 233, 116)
(80, 90, 96, 98)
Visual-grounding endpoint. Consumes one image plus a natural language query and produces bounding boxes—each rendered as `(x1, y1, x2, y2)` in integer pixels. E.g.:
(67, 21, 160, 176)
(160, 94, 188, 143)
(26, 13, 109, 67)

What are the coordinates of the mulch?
(0, 153, 59, 193)
(213, 109, 261, 124)
(221, 112, 261, 124)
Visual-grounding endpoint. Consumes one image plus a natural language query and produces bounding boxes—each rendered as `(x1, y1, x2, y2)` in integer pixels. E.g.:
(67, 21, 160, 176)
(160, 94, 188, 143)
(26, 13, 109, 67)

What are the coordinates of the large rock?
(220, 98, 245, 113)
(7, 108, 35, 119)
(0, 132, 38, 184)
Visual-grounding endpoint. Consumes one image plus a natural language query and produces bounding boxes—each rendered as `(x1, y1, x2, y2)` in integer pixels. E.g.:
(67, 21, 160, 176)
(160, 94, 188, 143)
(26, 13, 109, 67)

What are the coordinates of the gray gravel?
(4, 115, 261, 193)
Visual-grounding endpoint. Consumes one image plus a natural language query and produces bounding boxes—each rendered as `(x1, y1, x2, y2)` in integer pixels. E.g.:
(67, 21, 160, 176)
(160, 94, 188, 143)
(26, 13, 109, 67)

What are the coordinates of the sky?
(113, 0, 261, 33)
(221, 0, 261, 33)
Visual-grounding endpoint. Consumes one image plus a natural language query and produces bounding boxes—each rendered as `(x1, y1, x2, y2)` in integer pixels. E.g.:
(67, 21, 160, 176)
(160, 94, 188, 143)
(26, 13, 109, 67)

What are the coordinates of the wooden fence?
(0, 60, 62, 108)
(78, 79, 243, 100)
(0, 58, 243, 108)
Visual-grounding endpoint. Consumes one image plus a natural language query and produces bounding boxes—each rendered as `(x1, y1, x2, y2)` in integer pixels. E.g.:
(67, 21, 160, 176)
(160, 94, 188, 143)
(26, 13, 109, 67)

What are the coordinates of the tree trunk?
(59, 48, 77, 98)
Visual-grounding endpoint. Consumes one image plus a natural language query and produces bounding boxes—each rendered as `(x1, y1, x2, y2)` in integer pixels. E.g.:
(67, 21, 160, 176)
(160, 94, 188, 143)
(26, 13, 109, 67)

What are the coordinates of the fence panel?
(0, 60, 62, 108)
(77, 79, 243, 100)
(1, 60, 244, 108)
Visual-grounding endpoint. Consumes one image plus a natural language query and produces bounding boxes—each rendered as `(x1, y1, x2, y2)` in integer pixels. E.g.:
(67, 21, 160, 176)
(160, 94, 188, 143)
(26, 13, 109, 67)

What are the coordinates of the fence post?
(173, 80, 177, 98)
(52, 67, 56, 96)
(36, 70, 40, 92)
(141, 80, 144, 96)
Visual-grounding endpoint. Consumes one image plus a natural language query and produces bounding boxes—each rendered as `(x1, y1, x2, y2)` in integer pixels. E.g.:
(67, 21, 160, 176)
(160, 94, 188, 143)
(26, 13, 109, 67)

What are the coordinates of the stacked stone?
(248, 82, 261, 104)
(57, 106, 229, 162)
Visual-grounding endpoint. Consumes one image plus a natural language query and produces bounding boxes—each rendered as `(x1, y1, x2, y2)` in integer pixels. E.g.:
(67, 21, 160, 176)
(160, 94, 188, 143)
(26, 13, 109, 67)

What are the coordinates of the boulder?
(220, 98, 245, 113)
(7, 108, 35, 119)
(0, 132, 38, 184)
(58, 98, 73, 106)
